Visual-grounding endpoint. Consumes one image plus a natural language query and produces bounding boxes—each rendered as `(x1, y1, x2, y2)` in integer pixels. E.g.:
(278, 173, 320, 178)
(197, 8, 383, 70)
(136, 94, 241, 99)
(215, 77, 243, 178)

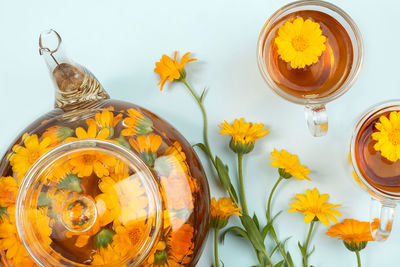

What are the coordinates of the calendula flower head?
(270, 149, 311, 180)
(91, 107, 123, 138)
(210, 197, 242, 229)
(288, 188, 341, 226)
(0, 176, 18, 207)
(154, 51, 197, 90)
(42, 126, 74, 146)
(218, 118, 268, 154)
(275, 17, 327, 69)
(129, 134, 162, 167)
(372, 111, 400, 162)
(121, 108, 153, 137)
(9, 133, 53, 182)
(326, 219, 379, 252)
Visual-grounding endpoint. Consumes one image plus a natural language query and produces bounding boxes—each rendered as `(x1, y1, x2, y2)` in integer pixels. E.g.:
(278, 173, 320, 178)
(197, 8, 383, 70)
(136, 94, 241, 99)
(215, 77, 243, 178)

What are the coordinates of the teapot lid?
(15, 140, 162, 266)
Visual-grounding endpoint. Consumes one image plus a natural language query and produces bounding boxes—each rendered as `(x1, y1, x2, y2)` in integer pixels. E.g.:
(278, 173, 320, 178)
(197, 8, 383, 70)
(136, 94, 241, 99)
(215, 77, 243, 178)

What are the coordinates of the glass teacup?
(350, 100, 400, 241)
(257, 0, 363, 137)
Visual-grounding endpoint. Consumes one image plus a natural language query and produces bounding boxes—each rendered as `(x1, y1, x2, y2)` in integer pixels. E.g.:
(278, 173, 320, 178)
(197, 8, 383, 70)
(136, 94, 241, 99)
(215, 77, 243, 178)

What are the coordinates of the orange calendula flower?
(68, 151, 117, 178)
(129, 134, 162, 166)
(91, 245, 127, 266)
(154, 141, 189, 177)
(270, 148, 311, 180)
(326, 219, 378, 252)
(121, 108, 153, 137)
(42, 126, 74, 146)
(161, 175, 194, 211)
(275, 17, 327, 69)
(218, 118, 268, 154)
(154, 51, 197, 90)
(0, 177, 18, 207)
(210, 197, 242, 229)
(372, 111, 400, 162)
(9, 134, 53, 182)
(66, 120, 110, 142)
(288, 188, 341, 226)
(91, 107, 123, 138)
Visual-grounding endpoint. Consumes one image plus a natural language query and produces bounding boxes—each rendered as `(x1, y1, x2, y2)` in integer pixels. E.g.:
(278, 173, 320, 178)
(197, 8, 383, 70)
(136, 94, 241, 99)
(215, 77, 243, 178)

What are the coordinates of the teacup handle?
(370, 198, 396, 241)
(304, 104, 328, 137)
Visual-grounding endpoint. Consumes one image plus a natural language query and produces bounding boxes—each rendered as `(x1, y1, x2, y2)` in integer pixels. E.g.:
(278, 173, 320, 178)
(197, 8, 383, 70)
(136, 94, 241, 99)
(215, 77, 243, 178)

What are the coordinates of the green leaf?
(215, 156, 231, 191)
(220, 226, 249, 243)
(240, 214, 265, 252)
(253, 213, 260, 230)
(37, 192, 51, 207)
(286, 252, 294, 267)
(276, 260, 284, 267)
(256, 251, 265, 266)
(308, 245, 316, 257)
(0, 207, 7, 220)
(229, 184, 239, 204)
(199, 87, 208, 103)
(58, 174, 83, 193)
(262, 211, 282, 240)
(94, 229, 115, 248)
(193, 143, 209, 155)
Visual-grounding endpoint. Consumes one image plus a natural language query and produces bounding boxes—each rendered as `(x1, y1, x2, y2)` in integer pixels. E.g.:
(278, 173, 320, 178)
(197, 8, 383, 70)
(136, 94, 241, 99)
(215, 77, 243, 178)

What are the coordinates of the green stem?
(302, 221, 315, 267)
(355, 250, 361, 267)
(267, 177, 283, 221)
(262, 249, 275, 267)
(181, 78, 238, 207)
(237, 153, 249, 215)
(181, 78, 214, 163)
(266, 177, 294, 267)
(214, 229, 220, 267)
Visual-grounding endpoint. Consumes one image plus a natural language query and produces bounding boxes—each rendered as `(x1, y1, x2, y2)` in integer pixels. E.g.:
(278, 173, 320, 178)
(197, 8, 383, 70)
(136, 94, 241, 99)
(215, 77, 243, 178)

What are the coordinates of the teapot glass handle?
(370, 198, 396, 241)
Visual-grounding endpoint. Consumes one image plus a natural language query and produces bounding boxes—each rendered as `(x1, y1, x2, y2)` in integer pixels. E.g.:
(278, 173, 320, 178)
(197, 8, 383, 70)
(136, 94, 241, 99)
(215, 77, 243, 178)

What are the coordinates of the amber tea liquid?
(355, 111, 400, 194)
(264, 10, 354, 99)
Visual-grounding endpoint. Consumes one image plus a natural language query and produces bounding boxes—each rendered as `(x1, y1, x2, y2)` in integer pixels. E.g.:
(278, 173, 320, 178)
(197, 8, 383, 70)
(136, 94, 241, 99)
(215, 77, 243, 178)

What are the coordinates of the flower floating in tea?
(275, 17, 327, 69)
(372, 111, 400, 162)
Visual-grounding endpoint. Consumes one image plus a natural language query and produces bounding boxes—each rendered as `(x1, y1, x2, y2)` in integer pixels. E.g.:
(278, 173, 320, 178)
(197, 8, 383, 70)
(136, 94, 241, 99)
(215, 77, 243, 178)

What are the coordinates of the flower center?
(82, 154, 95, 164)
(28, 150, 41, 165)
(388, 129, 400, 146)
(291, 36, 309, 52)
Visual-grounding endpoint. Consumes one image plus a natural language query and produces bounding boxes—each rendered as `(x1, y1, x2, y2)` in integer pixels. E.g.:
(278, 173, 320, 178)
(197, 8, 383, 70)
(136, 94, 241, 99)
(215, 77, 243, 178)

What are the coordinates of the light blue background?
(0, 0, 398, 266)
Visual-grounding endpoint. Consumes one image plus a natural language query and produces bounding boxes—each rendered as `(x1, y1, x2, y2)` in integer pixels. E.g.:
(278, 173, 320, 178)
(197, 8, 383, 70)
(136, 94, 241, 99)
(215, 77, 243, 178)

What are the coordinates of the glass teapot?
(0, 30, 210, 267)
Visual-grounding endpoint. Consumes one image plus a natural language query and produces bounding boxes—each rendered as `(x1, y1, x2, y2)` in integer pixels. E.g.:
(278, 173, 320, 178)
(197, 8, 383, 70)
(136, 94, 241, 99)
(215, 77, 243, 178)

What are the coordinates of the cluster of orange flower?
(0, 107, 199, 266)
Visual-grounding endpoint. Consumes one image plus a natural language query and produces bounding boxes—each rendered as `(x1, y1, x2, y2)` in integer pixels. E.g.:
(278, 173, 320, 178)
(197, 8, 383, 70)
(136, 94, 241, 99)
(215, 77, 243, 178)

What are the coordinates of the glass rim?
(350, 99, 400, 200)
(257, 0, 364, 105)
(16, 139, 163, 267)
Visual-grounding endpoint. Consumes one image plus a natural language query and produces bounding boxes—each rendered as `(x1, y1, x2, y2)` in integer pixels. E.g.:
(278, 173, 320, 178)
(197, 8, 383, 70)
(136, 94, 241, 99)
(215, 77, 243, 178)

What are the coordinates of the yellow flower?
(154, 141, 189, 177)
(91, 107, 123, 138)
(288, 188, 341, 226)
(121, 108, 153, 137)
(218, 118, 268, 154)
(270, 149, 311, 180)
(326, 219, 377, 251)
(42, 126, 74, 146)
(154, 51, 197, 90)
(91, 246, 126, 266)
(9, 133, 53, 182)
(372, 111, 400, 162)
(210, 197, 241, 229)
(129, 134, 162, 166)
(275, 17, 327, 69)
(66, 120, 110, 142)
(69, 151, 117, 178)
(0, 177, 18, 207)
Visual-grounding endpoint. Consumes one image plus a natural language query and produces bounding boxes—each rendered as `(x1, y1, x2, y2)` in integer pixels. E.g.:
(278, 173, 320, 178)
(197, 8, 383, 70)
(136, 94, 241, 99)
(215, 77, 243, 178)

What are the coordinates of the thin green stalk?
(214, 229, 220, 267)
(262, 249, 275, 267)
(266, 177, 283, 221)
(237, 153, 249, 215)
(181, 78, 214, 163)
(266, 177, 294, 267)
(302, 221, 316, 267)
(355, 250, 361, 267)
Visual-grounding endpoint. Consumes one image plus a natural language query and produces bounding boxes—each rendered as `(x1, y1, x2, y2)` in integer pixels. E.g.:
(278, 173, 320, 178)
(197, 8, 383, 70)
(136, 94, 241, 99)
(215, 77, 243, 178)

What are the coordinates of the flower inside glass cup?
(264, 10, 353, 99)
(354, 110, 400, 194)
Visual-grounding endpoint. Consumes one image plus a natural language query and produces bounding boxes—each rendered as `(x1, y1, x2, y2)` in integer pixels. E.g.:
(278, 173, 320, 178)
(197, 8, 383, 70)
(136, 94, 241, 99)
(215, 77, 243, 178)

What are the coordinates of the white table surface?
(0, 0, 398, 266)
